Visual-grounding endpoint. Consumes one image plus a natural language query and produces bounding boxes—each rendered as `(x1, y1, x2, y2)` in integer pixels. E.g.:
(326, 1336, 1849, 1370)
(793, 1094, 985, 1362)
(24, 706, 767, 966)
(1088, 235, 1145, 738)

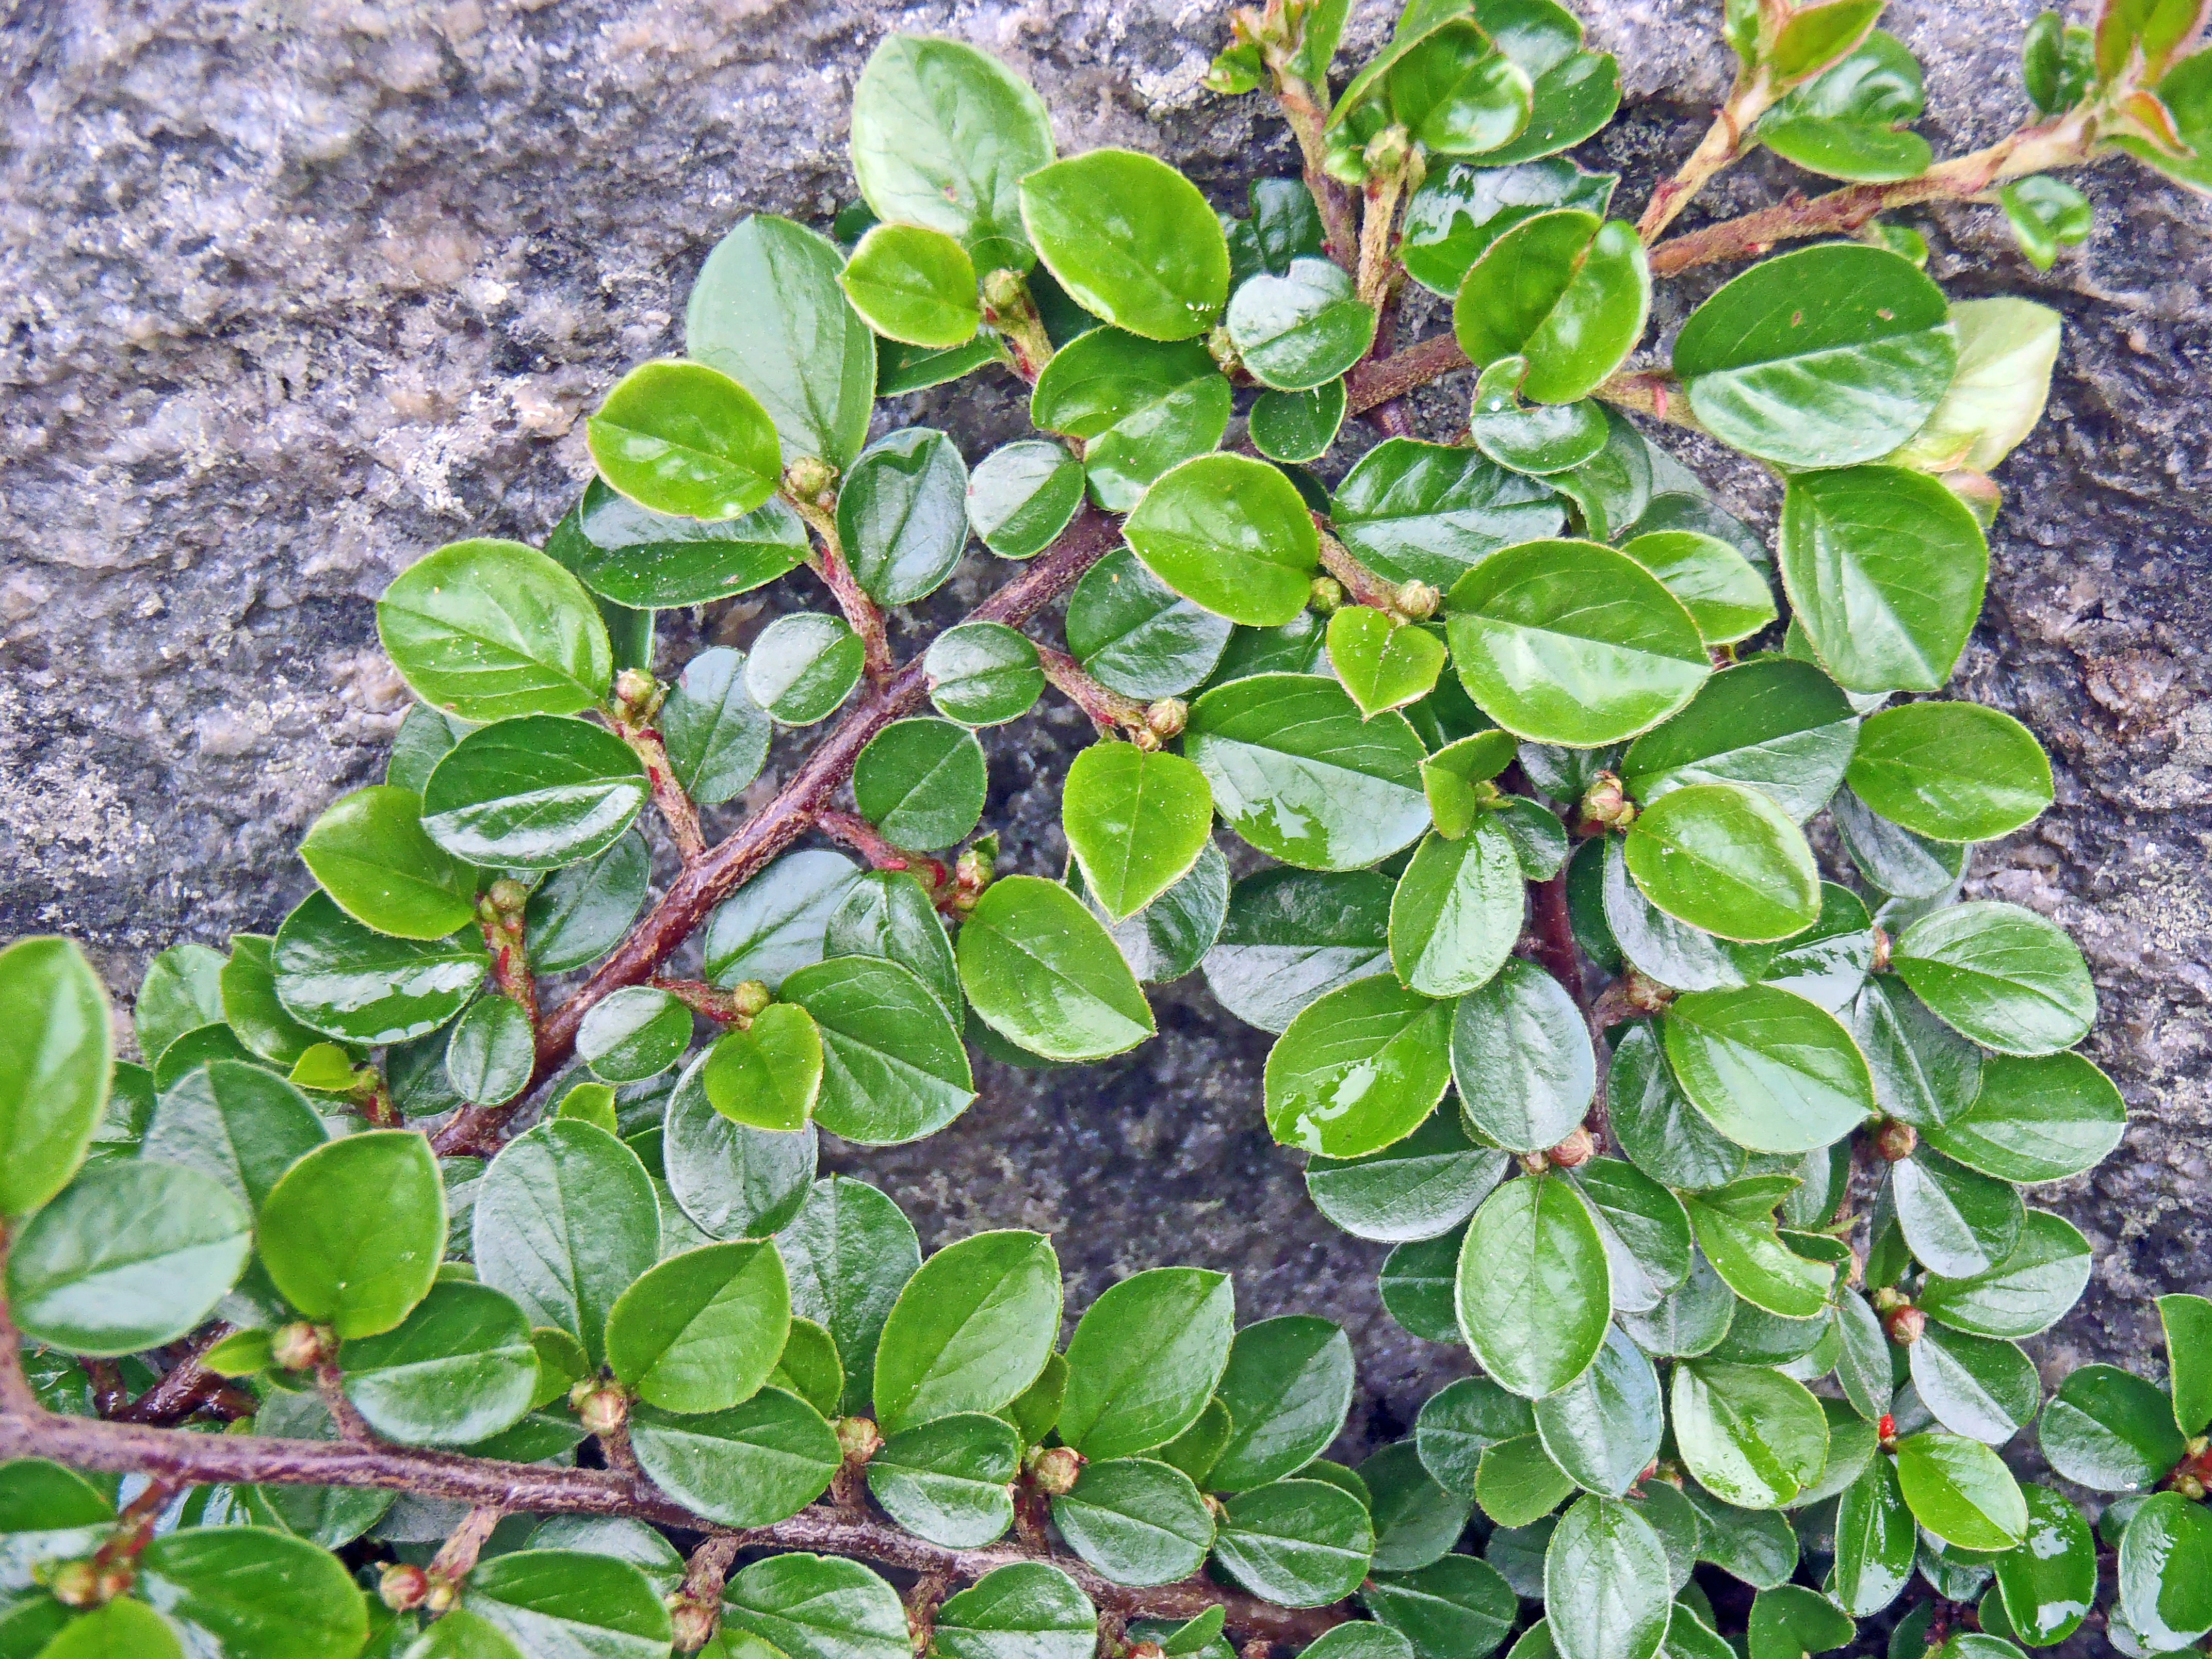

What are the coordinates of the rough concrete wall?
(3, 0, 2207, 1490)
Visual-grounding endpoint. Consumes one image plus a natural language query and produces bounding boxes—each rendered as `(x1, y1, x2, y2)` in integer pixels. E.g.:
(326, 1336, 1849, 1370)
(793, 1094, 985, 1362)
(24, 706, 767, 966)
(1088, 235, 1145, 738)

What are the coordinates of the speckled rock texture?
(3, 0, 2207, 1550)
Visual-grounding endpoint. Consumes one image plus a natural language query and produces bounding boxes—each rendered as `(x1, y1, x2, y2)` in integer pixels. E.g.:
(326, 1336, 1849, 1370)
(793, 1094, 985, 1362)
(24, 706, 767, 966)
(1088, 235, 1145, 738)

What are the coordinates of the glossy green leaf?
(299, 785, 478, 941)
(1849, 975, 1981, 1130)
(1672, 1361, 1829, 1509)
(1744, 1585, 1855, 1659)
(1777, 465, 1991, 694)
(1400, 158, 1618, 296)
(1892, 902, 2095, 1056)
(1079, 838, 1231, 986)
(1382, 1228, 1470, 1343)
(1684, 1179, 1834, 1318)
(723, 1552, 906, 1659)
(1211, 1478, 1375, 1606)
(555, 479, 807, 610)
(1363, 1557, 1517, 1659)
(1918, 1209, 2093, 1340)
(475, 1119, 658, 1365)
(439, 996, 533, 1111)
(1228, 258, 1377, 391)
(1125, 453, 1319, 627)
(1756, 31, 1931, 182)
(627, 1389, 839, 1527)
(840, 224, 979, 348)
(1030, 332, 1232, 513)
(825, 871, 961, 1019)
(274, 889, 490, 1048)
(782, 955, 975, 1143)
(1362, 1439, 1474, 1572)
(1889, 299, 2063, 474)
(966, 442, 1085, 561)
(852, 718, 986, 851)
(661, 1054, 816, 1241)
(688, 214, 875, 469)
(839, 428, 970, 606)
(258, 1130, 442, 1340)
(1910, 1324, 2041, 1444)
(1847, 702, 2053, 843)
(1607, 1022, 1746, 1192)
(2116, 1490, 2212, 1651)
(1380, 20, 1534, 157)
(1831, 1454, 1915, 1616)
(337, 1278, 537, 1446)
(1477, 1430, 1576, 1526)
(1446, 540, 1710, 745)
(1616, 531, 1776, 647)
(1894, 1432, 2028, 1550)
(1625, 784, 1820, 944)
(1662, 986, 1874, 1153)
(1457, 1173, 1611, 1397)
(1251, 380, 1348, 465)
(1673, 244, 1955, 469)
(1475, 0, 1623, 165)
(464, 1549, 672, 1659)
(660, 648, 771, 805)
(605, 1239, 789, 1413)
(1998, 176, 2093, 271)
(1329, 609, 1448, 721)
(1533, 1325, 1664, 1499)
(144, 1059, 327, 1213)
(377, 539, 612, 722)
(1063, 744, 1214, 922)
(777, 1175, 920, 1414)
(1468, 374, 1611, 477)
(1420, 730, 1521, 840)
(1453, 211, 1648, 404)
(1052, 1457, 1215, 1587)
(1569, 1157, 1694, 1315)
(703, 850, 862, 995)
(873, 1229, 1060, 1436)
(1202, 868, 1394, 1033)
(956, 875, 1154, 1061)
(1599, 836, 1741, 994)
(39, 1600, 184, 1659)
(1065, 546, 1233, 700)
(1417, 1373, 1535, 1500)
(1188, 674, 1431, 870)
(1451, 957, 1592, 1151)
(769, 1316, 844, 1418)
(1060, 1267, 1234, 1461)
(701, 1006, 824, 1135)
(421, 715, 648, 871)
(1331, 439, 1565, 592)
(576, 986, 691, 1085)
(1154, 1396, 1233, 1488)
(867, 1412, 1020, 1549)
(1546, 1495, 1670, 1659)
(4, 1160, 250, 1356)
(926, 623, 1044, 728)
(745, 613, 866, 727)
(525, 831, 651, 975)
(218, 936, 324, 1068)
(1389, 819, 1523, 1000)
(1, 937, 116, 1210)
(1306, 1108, 1503, 1243)
(2160, 1292, 2212, 1437)
(1020, 151, 1229, 341)
(2037, 1365, 2186, 1492)
(137, 1527, 370, 1659)
(1263, 975, 1453, 1158)
(1209, 1314, 1357, 1490)
(933, 1563, 1095, 1659)
(587, 359, 782, 522)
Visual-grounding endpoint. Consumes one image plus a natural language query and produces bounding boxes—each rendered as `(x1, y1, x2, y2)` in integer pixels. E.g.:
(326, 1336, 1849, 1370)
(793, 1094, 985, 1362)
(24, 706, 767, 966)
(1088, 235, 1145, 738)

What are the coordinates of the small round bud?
(1518, 1151, 1551, 1178)
(669, 1593, 721, 1654)
(1393, 580, 1440, 622)
(1308, 575, 1345, 615)
(783, 456, 838, 504)
(1132, 727, 1163, 753)
(1884, 1305, 1926, 1346)
(46, 1560, 102, 1609)
(486, 876, 530, 917)
(2176, 1472, 2208, 1501)
(1877, 1413, 1898, 1448)
(576, 1384, 630, 1437)
(1362, 123, 1413, 176)
(92, 1564, 134, 1604)
(1874, 1118, 1920, 1163)
(271, 1321, 330, 1373)
(1871, 1286, 1908, 1313)
(730, 980, 773, 1020)
(1206, 325, 1242, 377)
(1128, 1644, 1166, 1659)
(380, 1563, 431, 1612)
(1621, 970, 1675, 1015)
(1145, 698, 1188, 739)
(981, 268, 1028, 313)
(2189, 1436, 2211, 1458)
(1576, 772, 1637, 833)
(1548, 1127, 1596, 1169)
(835, 1416, 885, 1465)
(610, 666, 662, 724)
(1869, 925, 1893, 974)
(1029, 1445, 1083, 1497)
(426, 1578, 459, 1615)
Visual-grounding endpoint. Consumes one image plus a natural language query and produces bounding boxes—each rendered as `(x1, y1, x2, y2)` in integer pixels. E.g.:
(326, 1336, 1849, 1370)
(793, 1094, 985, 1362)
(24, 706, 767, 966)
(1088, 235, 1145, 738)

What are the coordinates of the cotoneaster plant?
(3, 1, 2211, 1655)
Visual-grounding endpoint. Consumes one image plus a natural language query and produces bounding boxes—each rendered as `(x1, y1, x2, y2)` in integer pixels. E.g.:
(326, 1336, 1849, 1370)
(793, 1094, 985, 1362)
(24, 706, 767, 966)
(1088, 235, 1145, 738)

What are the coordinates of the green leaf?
(966, 443, 1085, 561)
(258, 1129, 445, 1338)
(778, 954, 975, 1143)
(1778, 465, 1991, 694)
(1457, 1173, 1611, 1397)
(1889, 299, 2063, 474)
(272, 891, 490, 1046)
(1910, 1324, 2040, 1444)
(839, 428, 970, 606)
(464, 1549, 672, 1659)
(1380, 20, 1534, 156)
(1533, 1325, 1664, 1498)
(444, 995, 537, 1109)
(1063, 744, 1214, 922)
(1892, 1148, 2022, 1283)
(1918, 1208, 2092, 1339)
(1624, 783, 1821, 943)
(1228, 258, 1377, 391)
(1188, 674, 1431, 870)
(1546, 1495, 1671, 1659)
(723, 1553, 906, 1659)
(661, 1054, 817, 1241)
(955, 875, 1156, 1062)
(554, 478, 807, 610)
(1210, 1314, 1357, 1490)
(866, 1413, 1020, 1549)
(1673, 243, 1954, 469)
(378, 539, 613, 722)
(605, 1239, 789, 1413)
(1364, 1556, 1518, 1659)
(1389, 820, 1523, 1000)
(137, 1527, 370, 1659)
(849, 36, 1054, 267)
(688, 214, 875, 469)
(1831, 1455, 1915, 1616)
(1450, 957, 1592, 1151)
(1251, 380, 1349, 465)
(337, 1278, 536, 1446)
(145, 1059, 327, 1213)
(1331, 438, 1566, 592)
(1306, 1108, 1503, 1243)
(1998, 176, 2093, 271)
(1849, 976, 1981, 1130)
(840, 224, 980, 348)
(219, 936, 324, 1068)
(701, 1006, 824, 1135)
(627, 1388, 840, 1527)
(576, 986, 691, 1085)
(1417, 1372, 1535, 1499)
(1362, 1439, 1473, 1572)
(39, 1600, 185, 1659)
(2117, 1490, 2212, 1651)
(1453, 212, 1648, 404)
(1744, 1585, 1855, 1659)
(1053, 1458, 1216, 1587)
(587, 359, 783, 522)
(1895, 1433, 2028, 1550)
(1662, 986, 1874, 1153)
(853, 718, 987, 850)
(1203, 868, 1394, 1033)
(526, 832, 652, 975)
(745, 613, 866, 726)
(1987, 1492, 2088, 1645)
(769, 1317, 845, 1418)
(927, 623, 1044, 728)
(1475, 1, 1622, 166)
(475, 1120, 658, 1364)
(1608, 1022, 1746, 1192)
(1477, 1432, 1576, 1526)
(1330, 609, 1449, 721)
(1125, 454, 1319, 627)
(298, 785, 477, 942)
(2037, 1364, 2186, 1492)
(1020, 151, 1229, 341)
(1892, 902, 2094, 1056)
(1264, 975, 1453, 1158)
(1569, 1158, 1694, 1314)
(1211, 1478, 1375, 1605)
(1421, 731, 1522, 841)
(1755, 31, 1931, 182)
(1065, 546, 1233, 700)
(933, 1564, 1095, 1659)
(2160, 1293, 2212, 1437)
(1401, 158, 1617, 296)
(1736, 883, 1875, 1013)
(1671, 1361, 1829, 1509)
(1845, 703, 2053, 842)
(0, 939, 111, 1219)
(703, 850, 863, 994)
(662, 648, 771, 805)
(4, 1160, 250, 1355)
(873, 1229, 1060, 1436)
(421, 715, 648, 871)
(1615, 531, 1775, 647)
(1076, 840, 1231, 986)
(777, 1175, 920, 1414)
(1061, 1267, 1234, 1461)
(1154, 1397, 1234, 1488)
(1030, 332, 1232, 514)
(1468, 379, 1611, 478)
(1382, 1229, 1469, 1343)
(1683, 1178, 1833, 1318)
(1446, 540, 1710, 745)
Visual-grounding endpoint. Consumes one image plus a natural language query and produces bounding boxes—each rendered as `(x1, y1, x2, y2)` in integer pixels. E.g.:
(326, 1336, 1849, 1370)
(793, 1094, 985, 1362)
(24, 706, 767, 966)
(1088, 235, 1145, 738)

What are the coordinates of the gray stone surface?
(4, 0, 2208, 1555)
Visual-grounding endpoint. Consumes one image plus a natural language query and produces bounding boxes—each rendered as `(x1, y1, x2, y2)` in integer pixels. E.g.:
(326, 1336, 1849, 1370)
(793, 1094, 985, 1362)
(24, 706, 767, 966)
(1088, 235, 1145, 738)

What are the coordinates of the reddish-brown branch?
(1344, 332, 1471, 415)
(0, 1399, 1345, 1645)
(1036, 644, 1151, 737)
(621, 723, 709, 865)
(112, 1327, 242, 1426)
(787, 492, 895, 686)
(817, 809, 948, 885)
(431, 508, 1123, 1156)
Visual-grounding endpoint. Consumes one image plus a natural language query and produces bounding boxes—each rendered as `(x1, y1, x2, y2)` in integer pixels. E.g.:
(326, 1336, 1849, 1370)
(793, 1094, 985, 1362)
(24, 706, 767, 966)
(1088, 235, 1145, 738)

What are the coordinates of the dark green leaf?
(1053, 1458, 1215, 1587)
(1600, 839, 1741, 994)
(1457, 1173, 1611, 1397)
(475, 1119, 658, 1364)
(852, 719, 986, 851)
(628, 1388, 839, 1527)
(966, 443, 1085, 561)
(377, 539, 612, 722)
(1306, 1108, 1504, 1242)
(1621, 658, 1858, 825)
(421, 715, 647, 871)
(927, 623, 1045, 728)
(1910, 1324, 2040, 1444)
(825, 871, 960, 1019)
(1065, 546, 1232, 700)
(2036, 1365, 2186, 1493)
(1209, 1315, 1357, 1491)
(1360, 1439, 1473, 1571)
(1331, 440, 1565, 592)
(1210, 1478, 1374, 1606)
(1893, 1149, 2025, 1279)
(1570, 1158, 1694, 1314)
(465, 1549, 672, 1659)
(1451, 957, 1592, 1151)
(557, 480, 806, 610)
(1388, 820, 1522, 999)
(1384, 1228, 1469, 1344)
(870, 1414, 1023, 1547)
(702, 849, 863, 993)
(525, 831, 651, 975)
(783, 954, 975, 1143)
(1608, 1021, 1746, 1192)
(1030, 332, 1232, 513)
(1546, 1495, 1671, 1659)
(1401, 159, 1618, 297)
(1251, 380, 1348, 465)
(1534, 1325, 1664, 1498)
(1831, 1454, 1915, 1616)
(1203, 868, 1394, 1033)
(1684, 1179, 1835, 1317)
(606, 1239, 789, 1413)
(777, 1175, 920, 1414)
(1364, 1556, 1518, 1659)
(576, 986, 691, 1085)
(338, 1278, 536, 1446)
(1892, 902, 2095, 1056)
(1919, 1209, 2092, 1340)
(840, 428, 970, 606)
(1264, 975, 1453, 1158)
(873, 1229, 1060, 1436)
(746, 613, 866, 726)
(1228, 258, 1377, 391)
(271, 893, 490, 1046)
(1671, 1361, 1829, 1509)
(1381, 21, 1534, 158)
(218, 935, 323, 1068)
(723, 1552, 906, 1659)
(933, 1564, 1096, 1659)
(1476, 0, 1623, 165)
(662, 1053, 818, 1240)
(1849, 976, 1982, 1130)
(659, 647, 772, 805)
(2116, 1490, 2212, 1651)
(1925, 1052, 2123, 1185)
(1079, 840, 1231, 986)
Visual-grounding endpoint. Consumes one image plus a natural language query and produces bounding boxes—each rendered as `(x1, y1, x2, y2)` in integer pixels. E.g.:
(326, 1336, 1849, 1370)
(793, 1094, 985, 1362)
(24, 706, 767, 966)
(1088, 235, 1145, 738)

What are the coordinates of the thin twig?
(1036, 645, 1152, 737)
(785, 490, 894, 685)
(429, 1504, 505, 1586)
(817, 809, 947, 884)
(1637, 68, 1777, 242)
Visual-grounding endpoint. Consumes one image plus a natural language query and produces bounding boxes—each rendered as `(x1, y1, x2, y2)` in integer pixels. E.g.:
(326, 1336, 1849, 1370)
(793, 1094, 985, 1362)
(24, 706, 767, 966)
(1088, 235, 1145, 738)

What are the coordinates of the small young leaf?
(1063, 744, 1215, 922)
(840, 223, 981, 348)
(587, 359, 783, 522)
(746, 613, 867, 726)
(1329, 608, 1448, 720)
(702, 1005, 825, 1133)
